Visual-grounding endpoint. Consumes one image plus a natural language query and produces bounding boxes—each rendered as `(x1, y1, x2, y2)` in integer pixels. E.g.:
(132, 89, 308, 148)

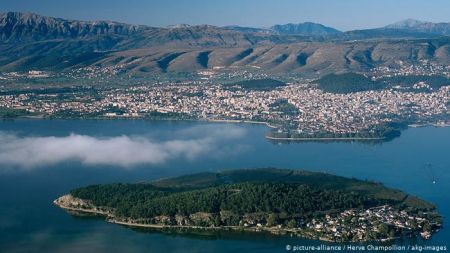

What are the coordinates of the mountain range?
(385, 19, 450, 36)
(224, 22, 342, 36)
(1, 12, 450, 76)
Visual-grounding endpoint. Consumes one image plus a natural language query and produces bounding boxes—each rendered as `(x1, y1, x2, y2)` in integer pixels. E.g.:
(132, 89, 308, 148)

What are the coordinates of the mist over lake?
(0, 119, 449, 253)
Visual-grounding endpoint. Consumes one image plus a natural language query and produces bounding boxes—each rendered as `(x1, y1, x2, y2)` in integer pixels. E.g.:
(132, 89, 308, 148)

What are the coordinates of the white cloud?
(0, 125, 247, 169)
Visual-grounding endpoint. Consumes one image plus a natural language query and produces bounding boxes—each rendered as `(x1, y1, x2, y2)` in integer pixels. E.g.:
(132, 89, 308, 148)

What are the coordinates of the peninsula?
(54, 168, 442, 242)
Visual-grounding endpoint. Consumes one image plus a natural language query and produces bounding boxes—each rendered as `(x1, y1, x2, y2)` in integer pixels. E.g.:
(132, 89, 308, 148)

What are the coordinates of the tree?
(389, 229, 395, 238)
(378, 223, 389, 235)
(423, 222, 431, 232)
(287, 219, 297, 229)
(267, 213, 279, 227)
(213, 215, 221, 227)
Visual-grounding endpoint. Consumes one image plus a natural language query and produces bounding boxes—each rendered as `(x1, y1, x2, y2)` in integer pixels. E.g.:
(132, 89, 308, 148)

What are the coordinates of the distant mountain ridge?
(385, 19, 450, 36)
(2, 12, 448, 45)
(270, 22, 342, 36)
(223, 22, 342, 36)
(1, 12, 450, 76)
(386, 19, 428, 29)
(223, 25, 274, 34)
(0, 12, 314, 48)
(0, 12, 146, 42)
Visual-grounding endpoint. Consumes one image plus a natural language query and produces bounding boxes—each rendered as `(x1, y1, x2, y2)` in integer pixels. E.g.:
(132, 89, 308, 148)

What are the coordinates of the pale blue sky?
(0, 0, 449, 31)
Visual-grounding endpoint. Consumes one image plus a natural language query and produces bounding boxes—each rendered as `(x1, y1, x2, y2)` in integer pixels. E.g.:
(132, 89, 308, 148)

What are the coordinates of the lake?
(0, 119, 449, 253)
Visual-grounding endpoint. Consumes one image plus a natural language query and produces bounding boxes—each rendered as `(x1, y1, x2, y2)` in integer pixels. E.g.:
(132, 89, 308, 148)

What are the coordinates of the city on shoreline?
(1, 61, 449, 141)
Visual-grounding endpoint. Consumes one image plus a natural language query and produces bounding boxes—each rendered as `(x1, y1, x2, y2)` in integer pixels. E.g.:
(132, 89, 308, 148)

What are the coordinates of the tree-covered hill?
(314, 73, 387, 93)
(62, 168, 441, 242)
(70, 168, 435, 221)
(380, 75, 450, 89)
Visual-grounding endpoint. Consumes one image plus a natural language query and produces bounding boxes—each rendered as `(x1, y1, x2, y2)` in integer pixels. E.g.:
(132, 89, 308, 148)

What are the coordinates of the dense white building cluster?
(1, 82, 448, 135)
(306, 205, 436, 242)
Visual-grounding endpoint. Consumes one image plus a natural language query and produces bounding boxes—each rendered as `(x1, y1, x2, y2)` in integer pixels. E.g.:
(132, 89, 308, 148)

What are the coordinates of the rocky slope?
(1, 12, 450, 76)
(0, 12, 145, 42)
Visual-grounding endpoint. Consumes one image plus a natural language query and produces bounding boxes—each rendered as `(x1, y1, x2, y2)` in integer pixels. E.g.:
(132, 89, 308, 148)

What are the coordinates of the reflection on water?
(0, 119, 449, 253)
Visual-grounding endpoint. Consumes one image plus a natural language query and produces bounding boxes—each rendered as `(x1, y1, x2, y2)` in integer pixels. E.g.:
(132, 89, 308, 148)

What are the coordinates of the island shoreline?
(54, 170, 442, 245)
(3, 115, 449, 142)
(54, 197, 314, 239)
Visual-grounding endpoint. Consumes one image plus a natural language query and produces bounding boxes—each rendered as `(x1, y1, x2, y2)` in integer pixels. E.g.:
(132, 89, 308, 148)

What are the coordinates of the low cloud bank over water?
(0, 125, 247, 169)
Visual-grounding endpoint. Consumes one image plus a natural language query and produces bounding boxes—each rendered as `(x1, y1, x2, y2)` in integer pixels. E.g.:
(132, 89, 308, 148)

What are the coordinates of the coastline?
(54, 198, 339, 242)
(206, 119, 279, 129)
(53, 194, 439, 243)
(3, 114, 279, 128)
(409, 123, 450, 128)
(53, 195, 305, 238)
(4, 115, 449, 143)
(265, 136, 385, 141)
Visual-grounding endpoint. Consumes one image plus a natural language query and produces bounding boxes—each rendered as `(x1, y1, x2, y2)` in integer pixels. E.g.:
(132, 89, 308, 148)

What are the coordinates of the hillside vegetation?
(380, 75, 450, 89)
(314, 73, 387, 93)
(60, 168, 443, 242)
(71, 168, 434, 222)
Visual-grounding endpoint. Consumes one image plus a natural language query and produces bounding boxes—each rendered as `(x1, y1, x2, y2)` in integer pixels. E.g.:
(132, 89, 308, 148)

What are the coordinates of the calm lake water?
(0, 119, 449, 253)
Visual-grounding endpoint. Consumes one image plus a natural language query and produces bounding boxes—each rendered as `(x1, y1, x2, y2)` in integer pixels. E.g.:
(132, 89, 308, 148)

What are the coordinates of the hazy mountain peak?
(222, 25, 275, 35)
(167, 24, 192, 29)
(270, 22, 341, 36)
(385, 18, 450, 36)
(386, 19, 429, 29)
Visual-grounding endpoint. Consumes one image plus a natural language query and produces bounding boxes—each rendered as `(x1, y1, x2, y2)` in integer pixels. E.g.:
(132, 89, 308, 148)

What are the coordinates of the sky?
(0, 0, 449, 31)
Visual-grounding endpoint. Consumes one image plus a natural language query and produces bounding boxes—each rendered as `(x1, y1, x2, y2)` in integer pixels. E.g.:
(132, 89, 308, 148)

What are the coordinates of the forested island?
(265, 122, 405, 142)
(54, 168, 442, 242)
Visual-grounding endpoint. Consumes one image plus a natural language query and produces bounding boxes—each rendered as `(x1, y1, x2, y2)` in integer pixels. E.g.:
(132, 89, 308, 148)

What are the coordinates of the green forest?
(314, 73, 386, 93)
(71, 182, 372, 223)
(70, 169, 434, 226)
(0, 106, 34, 118)
(380, 75, 450, 89)
(267, 122, 404, 140)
